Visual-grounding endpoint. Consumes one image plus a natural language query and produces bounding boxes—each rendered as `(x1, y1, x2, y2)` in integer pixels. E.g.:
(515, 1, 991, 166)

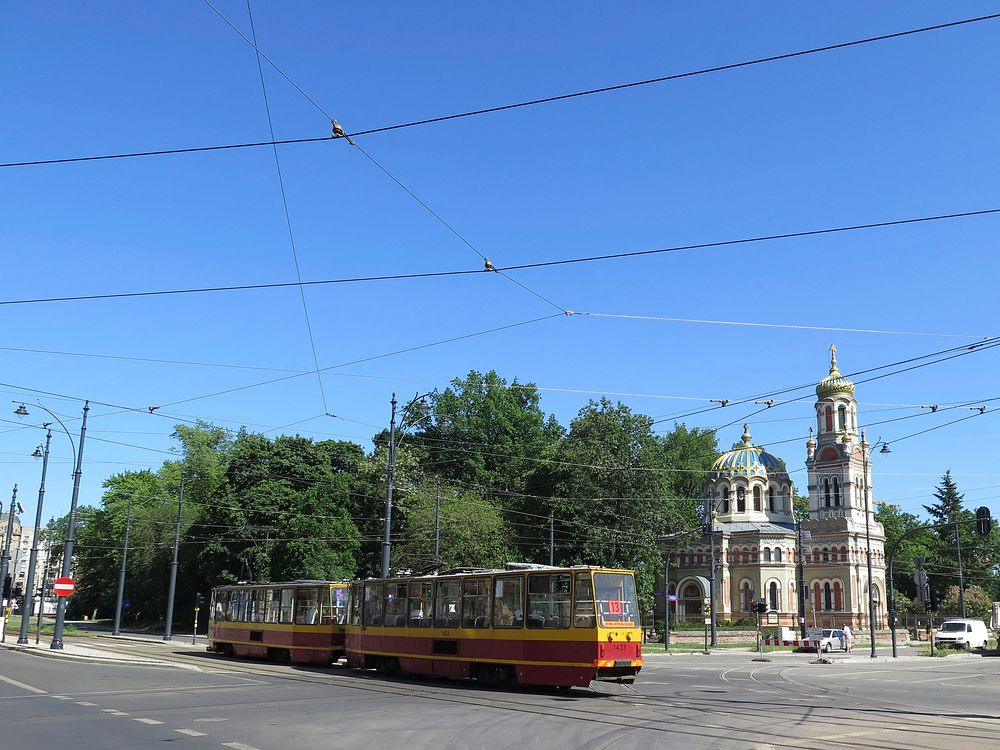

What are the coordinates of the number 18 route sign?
(53, 577, 75, 597)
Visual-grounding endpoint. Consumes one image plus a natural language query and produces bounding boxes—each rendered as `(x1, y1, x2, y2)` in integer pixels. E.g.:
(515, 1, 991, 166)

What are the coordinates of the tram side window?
(279, 588, 295, 624)
(227, 590, 247, 622)
(527, 573, 571, 629)
(492, 575, 523, 628)
(573, 573, 596, 628)
(213, 591, 228, 621)
(363, 582, 385, 626)
(461, 578, 491, 628)
(295, 588, 320, 625)
(384, 582, 408, 627)
(349, 583, 363, 626)
(264, 588, 279, 623)
(434, 579, 461, 628)
(250, 589, 265, 623)
(408, 581, 434, 627)
(322, 586, 349, 625)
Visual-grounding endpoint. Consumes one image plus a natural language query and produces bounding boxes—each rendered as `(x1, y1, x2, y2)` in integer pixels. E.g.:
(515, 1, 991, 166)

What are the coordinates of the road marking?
(101, 708, 122, 713)
(909, 673, 983, 684)
(49, 694, 72, 700)
(75, 701, 99, 706)
(134, 718, 163, 725)
(0, 675, 47, 694)
(222, 743, 261, 750)
(175, 729, 207, 737)
(194, 717, 229, 722)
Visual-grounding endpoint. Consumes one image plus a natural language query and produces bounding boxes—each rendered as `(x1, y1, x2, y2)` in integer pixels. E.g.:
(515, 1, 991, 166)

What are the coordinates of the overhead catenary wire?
(1, 206, 997, 308)
(244, 0, 330, 415)
(203, 0, 566, 315)
(4, 13, 999, 169)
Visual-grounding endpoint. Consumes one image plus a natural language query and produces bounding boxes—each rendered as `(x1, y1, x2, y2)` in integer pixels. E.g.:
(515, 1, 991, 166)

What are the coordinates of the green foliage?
(940, 584, 993, 621)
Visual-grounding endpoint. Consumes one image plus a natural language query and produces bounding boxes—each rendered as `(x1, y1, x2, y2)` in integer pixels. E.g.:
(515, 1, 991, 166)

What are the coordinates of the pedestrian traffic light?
(976, 506, 993, 537)
(2, 575, 10, 599)
(929, 590, 941, 611)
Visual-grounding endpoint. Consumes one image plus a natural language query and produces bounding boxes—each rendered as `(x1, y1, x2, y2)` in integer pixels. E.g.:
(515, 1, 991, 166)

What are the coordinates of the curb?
(0, 641, 203, 671)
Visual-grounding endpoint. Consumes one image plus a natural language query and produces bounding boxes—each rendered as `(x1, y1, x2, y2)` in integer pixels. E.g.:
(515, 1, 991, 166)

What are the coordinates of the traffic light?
(11, 582, 23, 599)
(195, 592, 205, 609)
(753, 600, 768, 615)
(2, 575, 10, 599)
(976, 506, 993, 537)
(929, 590, 941, 611)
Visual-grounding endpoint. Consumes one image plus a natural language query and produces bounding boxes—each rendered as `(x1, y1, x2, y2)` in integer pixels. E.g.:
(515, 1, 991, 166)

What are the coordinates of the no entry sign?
(53, 577, 75, 597)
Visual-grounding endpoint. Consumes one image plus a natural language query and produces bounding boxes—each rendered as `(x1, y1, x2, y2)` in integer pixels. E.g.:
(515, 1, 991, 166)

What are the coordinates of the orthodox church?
(667, 346, 888, 631)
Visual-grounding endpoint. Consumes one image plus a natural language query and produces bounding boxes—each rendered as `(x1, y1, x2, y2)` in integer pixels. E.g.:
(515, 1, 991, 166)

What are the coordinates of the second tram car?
(345, 564, 642, 688)
(208, 580, 349, 664)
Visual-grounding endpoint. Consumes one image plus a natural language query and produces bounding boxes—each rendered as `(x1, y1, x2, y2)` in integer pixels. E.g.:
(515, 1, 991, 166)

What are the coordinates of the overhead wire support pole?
(112, 492, 134, 637)
(954, 524, 966, 618)
(17, 427, 51, 644)
(163, 479, 184, 641)
(0, 485, 18, 641)
(13, 399, 91, 651)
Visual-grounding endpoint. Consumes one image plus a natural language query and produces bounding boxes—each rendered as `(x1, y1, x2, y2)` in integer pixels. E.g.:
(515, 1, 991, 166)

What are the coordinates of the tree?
(875, 502, 936, 600)
(941, 584, 992, 621)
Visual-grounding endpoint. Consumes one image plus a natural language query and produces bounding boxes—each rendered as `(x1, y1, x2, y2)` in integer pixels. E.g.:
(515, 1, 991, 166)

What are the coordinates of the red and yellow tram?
(208, 580, 350, 665)
(345, 564, 642, 688)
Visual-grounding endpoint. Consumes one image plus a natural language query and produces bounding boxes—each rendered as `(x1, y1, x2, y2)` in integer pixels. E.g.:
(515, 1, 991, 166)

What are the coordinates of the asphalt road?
(1, 637, 998, 750)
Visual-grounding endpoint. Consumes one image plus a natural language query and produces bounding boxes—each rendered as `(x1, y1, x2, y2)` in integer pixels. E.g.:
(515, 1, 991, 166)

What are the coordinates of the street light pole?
(163, 480, 184, 641)
(861, 431, 889, 659)
(954, 525, 967, 618)
(381, 392, 433, 578)
(112, 492, 134, 636)
(0, 485, 20, 639)
(16, 400, 90, 651)
(794, 506, 807, 640)
(18, 429, 51, 644)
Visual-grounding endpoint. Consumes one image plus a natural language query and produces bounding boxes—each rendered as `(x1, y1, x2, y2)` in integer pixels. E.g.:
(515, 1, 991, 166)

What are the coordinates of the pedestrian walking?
(843, 625, 853, 652)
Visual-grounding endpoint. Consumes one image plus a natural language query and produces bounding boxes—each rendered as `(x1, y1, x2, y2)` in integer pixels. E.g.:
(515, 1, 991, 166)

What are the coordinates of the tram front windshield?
(594, 573, 639, 628)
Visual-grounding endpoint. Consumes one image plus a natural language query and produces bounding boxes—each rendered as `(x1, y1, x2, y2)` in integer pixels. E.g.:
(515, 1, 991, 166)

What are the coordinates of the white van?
(934, 619, 990, 650)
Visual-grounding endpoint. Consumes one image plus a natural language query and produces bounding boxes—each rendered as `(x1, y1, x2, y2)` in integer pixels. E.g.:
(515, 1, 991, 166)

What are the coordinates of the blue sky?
(2, 1, 999, 527)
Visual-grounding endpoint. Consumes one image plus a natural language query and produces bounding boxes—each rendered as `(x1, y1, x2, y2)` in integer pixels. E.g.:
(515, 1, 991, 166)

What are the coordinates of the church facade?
(667, 347, 888, 632)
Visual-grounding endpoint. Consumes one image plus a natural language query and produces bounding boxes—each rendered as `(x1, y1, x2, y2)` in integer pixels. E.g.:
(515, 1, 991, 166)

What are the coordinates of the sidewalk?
(0, 624, 204, 669)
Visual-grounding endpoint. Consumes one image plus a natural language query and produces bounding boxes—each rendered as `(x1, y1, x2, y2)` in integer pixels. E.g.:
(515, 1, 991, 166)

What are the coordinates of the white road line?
(909, 673, 983, 684)
(0, 675, 47, 694)
(49, 695, 72, 700)
(175, 729, 207, 737)
(75, 701, 99, 706)
(101, 708, 122, 713)
(194, 717, 229, 723)
(222, 742, 262, 750)
(134, 718, 163, 725)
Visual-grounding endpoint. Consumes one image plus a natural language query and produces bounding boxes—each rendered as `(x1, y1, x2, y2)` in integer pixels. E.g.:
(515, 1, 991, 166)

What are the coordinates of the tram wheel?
(374, 656, 399, 675)
(268, 648, 290, 663)
(555, 685, 573, 692)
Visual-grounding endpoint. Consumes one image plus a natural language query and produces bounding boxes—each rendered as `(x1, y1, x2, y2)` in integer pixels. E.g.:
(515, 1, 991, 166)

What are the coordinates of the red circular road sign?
(53, 577, 75, 597)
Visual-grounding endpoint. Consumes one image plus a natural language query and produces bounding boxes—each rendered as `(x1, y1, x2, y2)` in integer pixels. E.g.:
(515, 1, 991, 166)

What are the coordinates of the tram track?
(66, 638, 1000, 750)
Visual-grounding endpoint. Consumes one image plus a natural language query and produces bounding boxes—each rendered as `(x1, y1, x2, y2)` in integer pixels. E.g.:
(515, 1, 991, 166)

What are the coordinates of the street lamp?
(382, 392, 434, 578)
(17, 427, 52, 644)
(705, 488, 735, 647)
(14, 400, 90, 650)
(860, 431, 890, 659)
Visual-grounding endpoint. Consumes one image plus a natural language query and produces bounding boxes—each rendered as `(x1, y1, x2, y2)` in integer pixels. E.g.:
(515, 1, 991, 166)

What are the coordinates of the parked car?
(808, 628, 845, 652)
(933, 619, 989, 650)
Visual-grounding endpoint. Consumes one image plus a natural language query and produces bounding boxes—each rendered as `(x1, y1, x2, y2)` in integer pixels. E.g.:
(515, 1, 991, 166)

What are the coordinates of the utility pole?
(549, 515, 554, 566)
(954, 525, 966, 618)
(1, 485, 19, 641)
(796, 511, 807, 640)
(112, 492, 134, 636)
(163, 480, 184, 641)
(663, 553, 670, 651)
(18, 429, 50, 645)
(382, 394, 399, 579)
(433, 476, 440, 566)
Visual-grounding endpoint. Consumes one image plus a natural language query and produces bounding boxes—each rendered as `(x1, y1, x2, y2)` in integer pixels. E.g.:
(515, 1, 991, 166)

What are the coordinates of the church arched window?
(769, 581, 780, 611)
(838, 405, 847, 431)
(737, 489, 746, 513)
(768, 486, 775, 511)
(823, 582, 833, 611)
(825, 406, 833, 431)
(833, 477, 841, 506)
(753, 486, 762, 512)
(823, 478, 831, 507)
(774, 548, 783, 562)
(822, 548, 830, 562)
(763, 548, 771, 562)
(722, 488, 730, 513)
